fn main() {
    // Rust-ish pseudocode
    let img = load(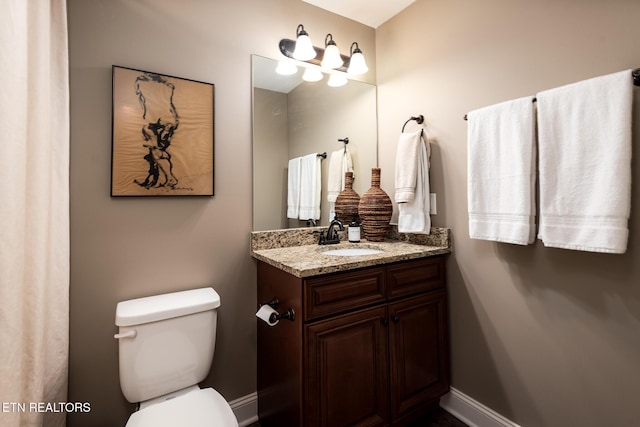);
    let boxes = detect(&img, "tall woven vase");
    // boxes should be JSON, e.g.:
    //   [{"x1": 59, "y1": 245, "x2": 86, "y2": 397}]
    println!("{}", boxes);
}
[
  {"x1": 335, "y1": 171, "x2": 360, "y2": 222},
  {"x1": 358, "y1": 168, "x2": 392, "y2": 241}
]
